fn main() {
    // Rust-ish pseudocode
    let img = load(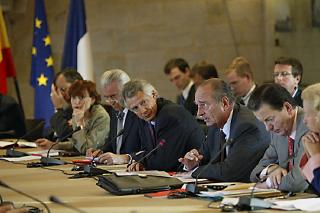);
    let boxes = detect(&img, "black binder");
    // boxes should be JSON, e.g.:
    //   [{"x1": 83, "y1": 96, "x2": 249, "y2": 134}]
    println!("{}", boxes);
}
[{"x1": 97, "y1": 173, "x2": 183, "y2": 195}]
